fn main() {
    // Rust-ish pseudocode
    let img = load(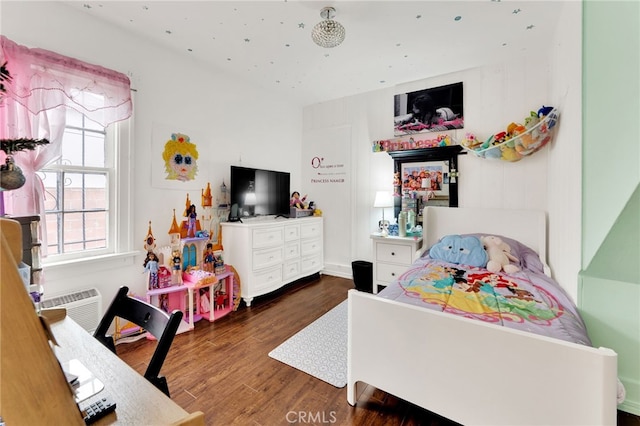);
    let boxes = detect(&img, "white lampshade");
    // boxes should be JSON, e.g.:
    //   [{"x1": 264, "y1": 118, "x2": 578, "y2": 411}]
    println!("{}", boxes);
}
[
  {"x1": 373, "y1": 191, "x2": 393, "y2": 208},
  {"x1": 244, "y1": 192, "x2": 256, "y2": 206}
]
